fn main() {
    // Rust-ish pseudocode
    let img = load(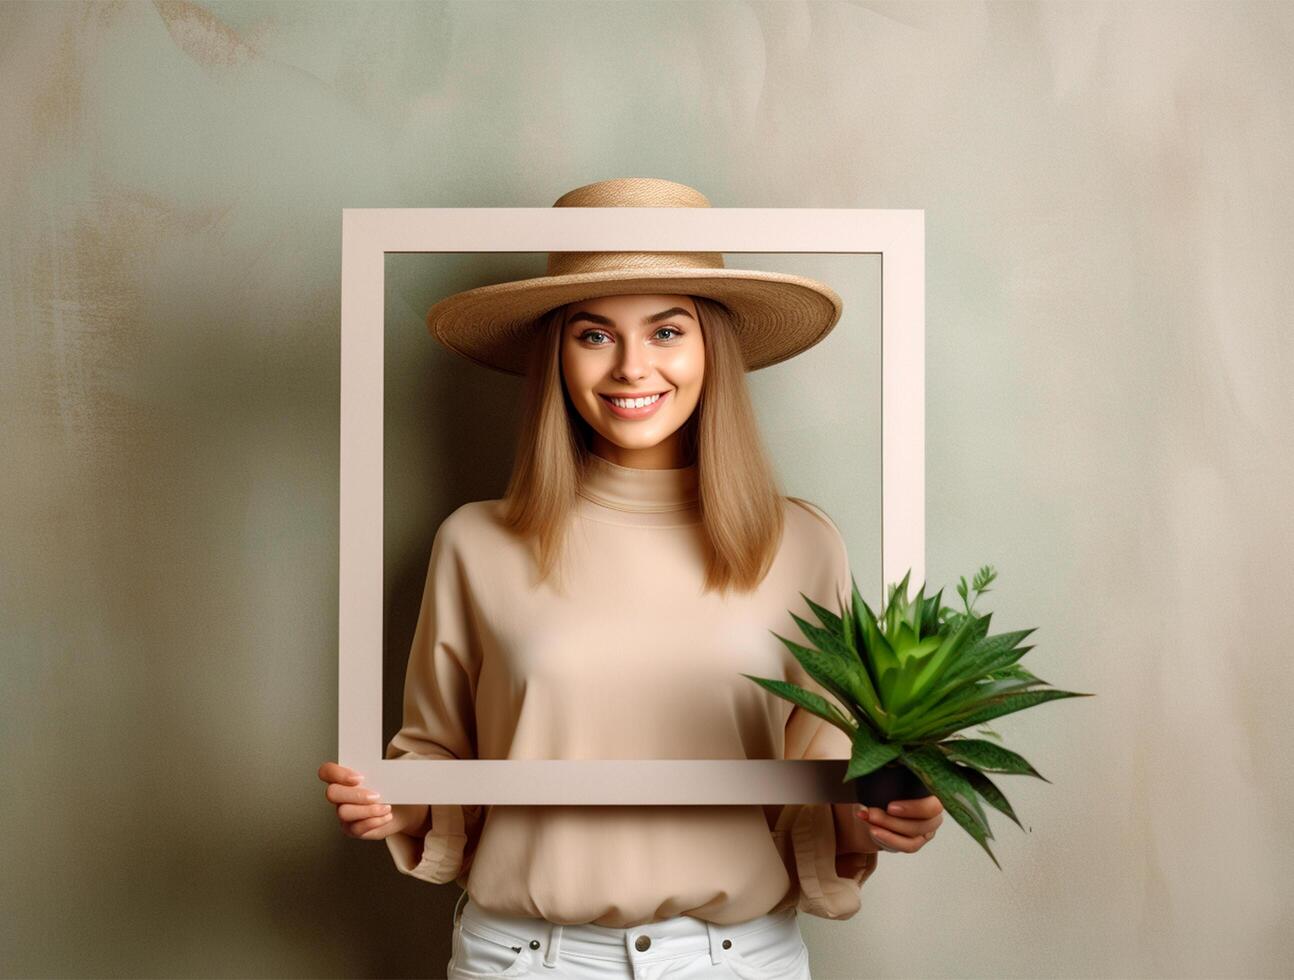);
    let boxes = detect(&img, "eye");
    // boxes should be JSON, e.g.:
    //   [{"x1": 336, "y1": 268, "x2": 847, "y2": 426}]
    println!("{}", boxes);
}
[{"x1": 575, "y1": 326, "x2": 683, "y2": 345}]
